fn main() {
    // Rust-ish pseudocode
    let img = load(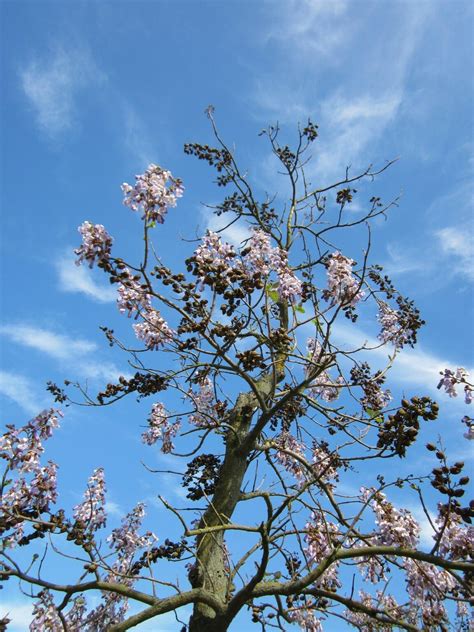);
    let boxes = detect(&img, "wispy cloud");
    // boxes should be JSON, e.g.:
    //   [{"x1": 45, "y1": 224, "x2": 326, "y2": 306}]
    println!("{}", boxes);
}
[
  {"x1": 20, "y1": 46, "x2": 105, "y2": 138},
  {"x1": 331, "y1": 321, "x2": 472, "y2": 398},
  {"x1": 0, "y1": 371, "x2": 45, "y2": 415},
  {"x1": 56, "y1": 251, "x2": 117, "y2": 303},
  {"x1": 265, "y1": 0, "x2": 351, "y2": 58},
  {"x1": 203, "y1": 207, "x2": 250, "y2": 246},
  {"x1": 122, "y1": 104, "x2": 157, "y2": 168},
  {"x1": 77, "y1": 360, "x2": 131, "y2": 383},
  {"x1": 1, "y1": 324, "x2": 128, "y2": 385},
  {"x1": 0, "y1": 324, "x2": 96, "y2": 361},
  {"x1": 0, "y1": 600, "x2": 34, "y2": 632},
  {"x1": 435, "y1": 226, "x2": 474, "y2": 281},
  {"x1": 252, "y1": 2, "x2": 431, "y2": 185}
]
